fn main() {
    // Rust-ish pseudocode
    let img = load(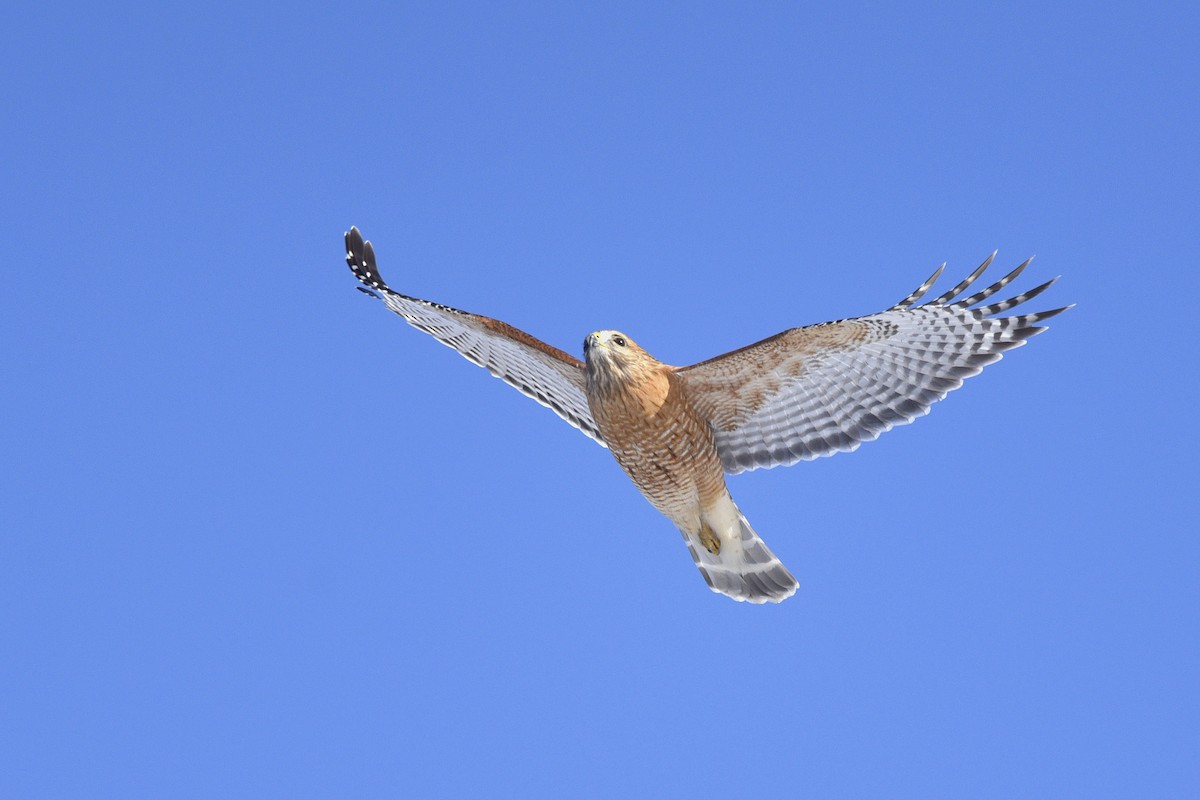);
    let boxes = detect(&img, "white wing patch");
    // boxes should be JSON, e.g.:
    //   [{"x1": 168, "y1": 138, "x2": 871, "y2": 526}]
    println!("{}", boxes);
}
[
  {"x1": 677, "y1": 254, "x2": 1070, "y2": 474},
  {"x1": 344, "y1": 227, "x2": 606, "y2": 446}
]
